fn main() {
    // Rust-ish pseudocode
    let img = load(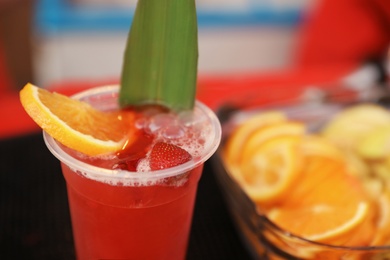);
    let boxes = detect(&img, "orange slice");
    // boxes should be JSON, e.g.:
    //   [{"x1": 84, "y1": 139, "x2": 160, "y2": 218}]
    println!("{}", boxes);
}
[
  {"x1": 223, "y1": 111, "x2": 286, "y2": 165},
  {"x1": 299, "y1": 135, "x2": 344, "y2": 161},
  {"x1": 371, "y1": 189, "x2": 390, "y2": 246},
  {"x1": 237, "y1": 135, "x2": 303, "y2": 204},
  {"x1": 266, "y1": 153, "x2": 373, "y2": 245},
  {"x1": 241, "y1": 121, "x2": 305, "y2": 161},
  {"x1": 20, "y1": 83, "x2": 133, "y2": 155},
  {"x1": 280, "y1": 155, "x2": 346, "y2": 208},
  {"x1": 268, "y1": 201, "x2": 370, "y2": 243},
  {"x1": 340, "y1": 207, "x2": 376, "y2": 247},
  {"x1": 343, "y1": 150, "x2": 371, "y2": 179}
]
